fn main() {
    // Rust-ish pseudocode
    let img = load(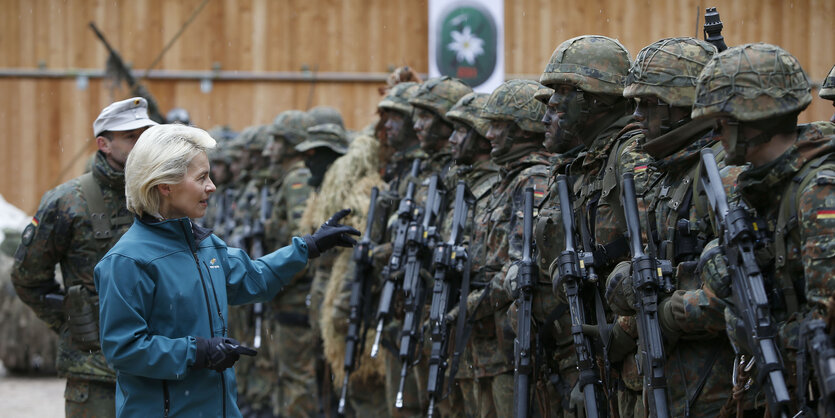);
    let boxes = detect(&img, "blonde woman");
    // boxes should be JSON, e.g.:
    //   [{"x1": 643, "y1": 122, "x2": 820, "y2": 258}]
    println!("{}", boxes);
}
[{"x1": 94, "y1": 124, "x2": 358, "y2": 417}]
